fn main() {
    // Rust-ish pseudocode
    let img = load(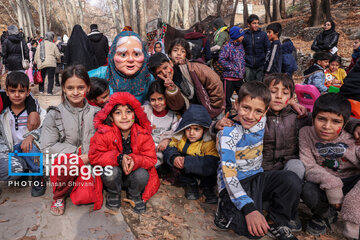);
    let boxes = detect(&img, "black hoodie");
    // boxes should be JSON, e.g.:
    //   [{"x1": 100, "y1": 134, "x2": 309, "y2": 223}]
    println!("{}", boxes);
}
[
  {"x1": 2, "y1": 34, "x2": 29, "y2": 71},
  {"x1": 340, "y1": 58, "x2": 360, "y2": 102},
  {"x1": 87, "y1": 30, "x2": 109, "y2": 67}
]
